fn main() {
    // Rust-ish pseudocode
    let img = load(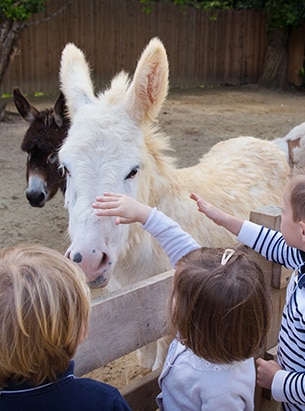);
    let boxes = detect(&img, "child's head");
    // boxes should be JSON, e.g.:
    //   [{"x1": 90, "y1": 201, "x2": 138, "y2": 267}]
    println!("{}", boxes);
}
[
  {"x1": 169, "y1": 246, "x2": 270, "y2": 364},
  {"x1": 0, "y1": 243, "x2": 91, "y2": 388},
  {"x1": 283, "y1": 174, "x2": 305, "y2": 221},
  {"x1": 281, "y1": 174, "x2": 305, "y2": 248}
]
